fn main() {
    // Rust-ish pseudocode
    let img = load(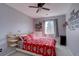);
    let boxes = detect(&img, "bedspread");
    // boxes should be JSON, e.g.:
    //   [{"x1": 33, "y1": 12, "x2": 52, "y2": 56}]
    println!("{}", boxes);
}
[{"x1": 21, "y1": 34, "x2": 56, "y2": 56}]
